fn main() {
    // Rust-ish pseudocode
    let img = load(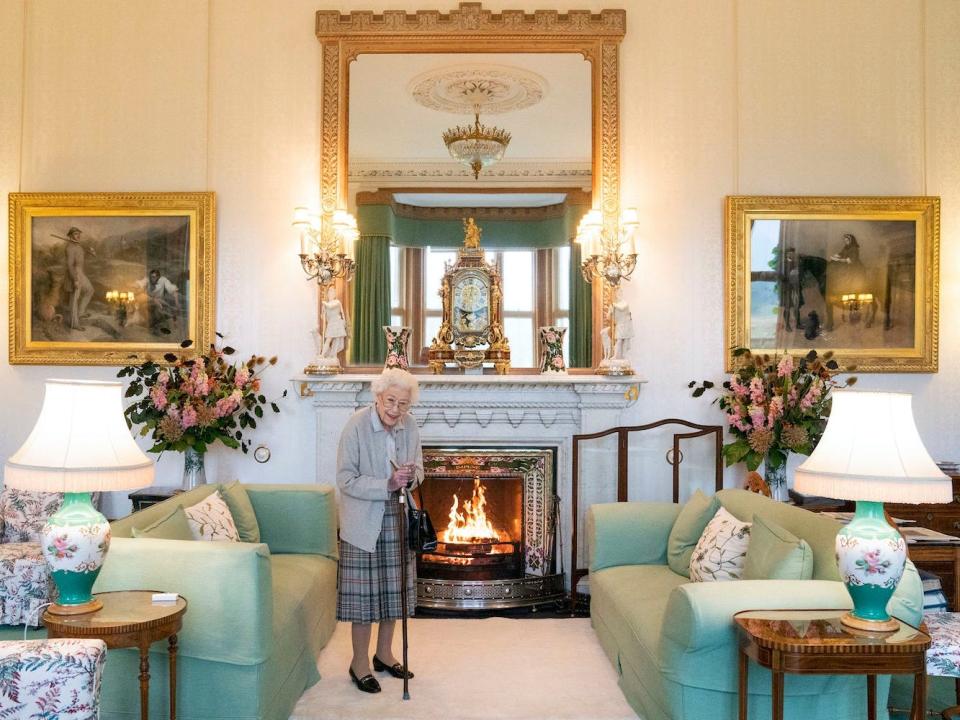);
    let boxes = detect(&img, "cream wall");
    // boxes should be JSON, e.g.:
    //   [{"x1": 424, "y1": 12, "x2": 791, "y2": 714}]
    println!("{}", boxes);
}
[{"x1": 1, "y1": 0, "x2": 958, "y2": 518}]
